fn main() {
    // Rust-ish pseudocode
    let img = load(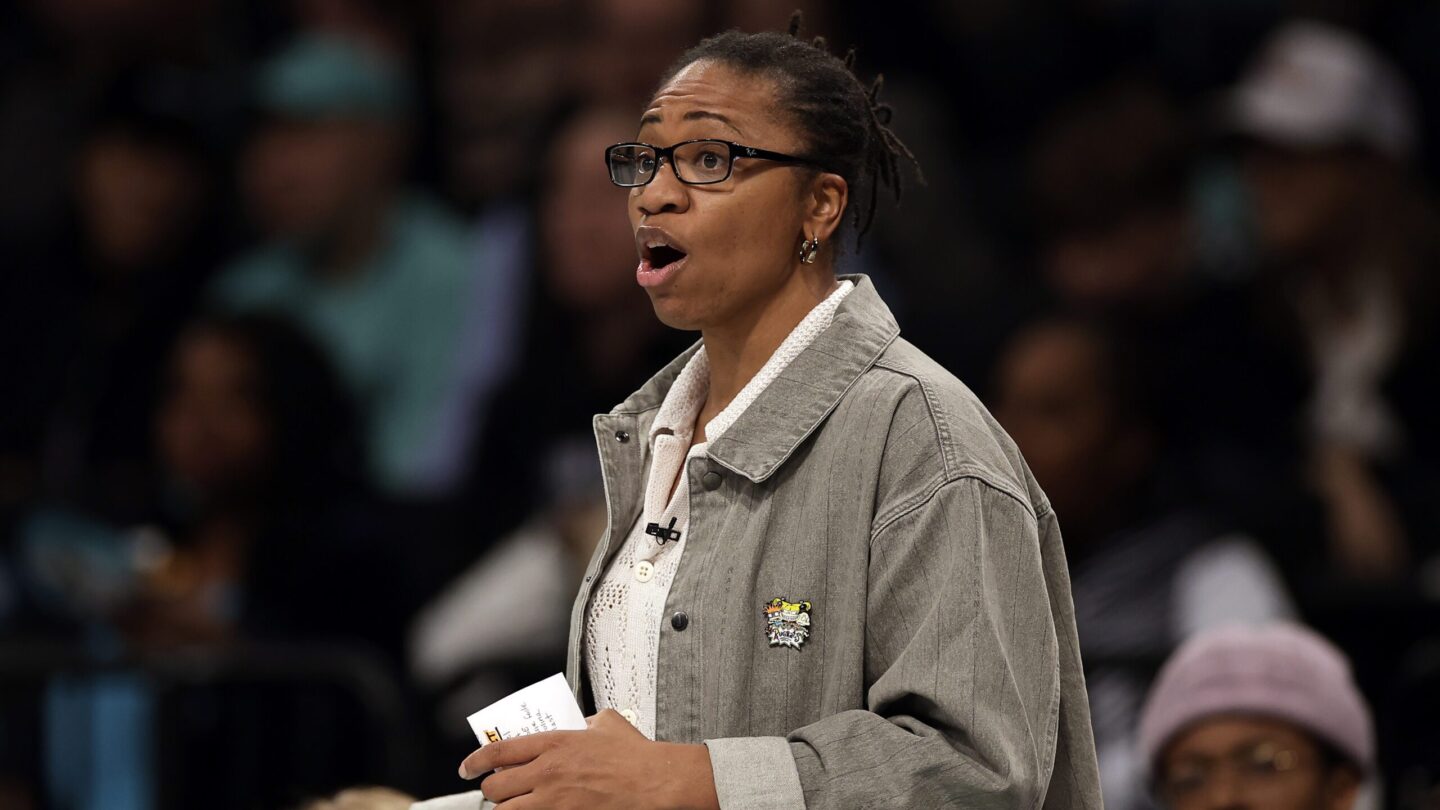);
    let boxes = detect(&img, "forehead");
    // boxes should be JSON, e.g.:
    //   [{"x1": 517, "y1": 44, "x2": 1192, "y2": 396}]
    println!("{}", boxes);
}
[
  {"x1": 1165, "y1": 716, "x2": 1316, "y2": 758},
  {"x1": 639, "y1": 60, "x2": 791, "y2": 145}
]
